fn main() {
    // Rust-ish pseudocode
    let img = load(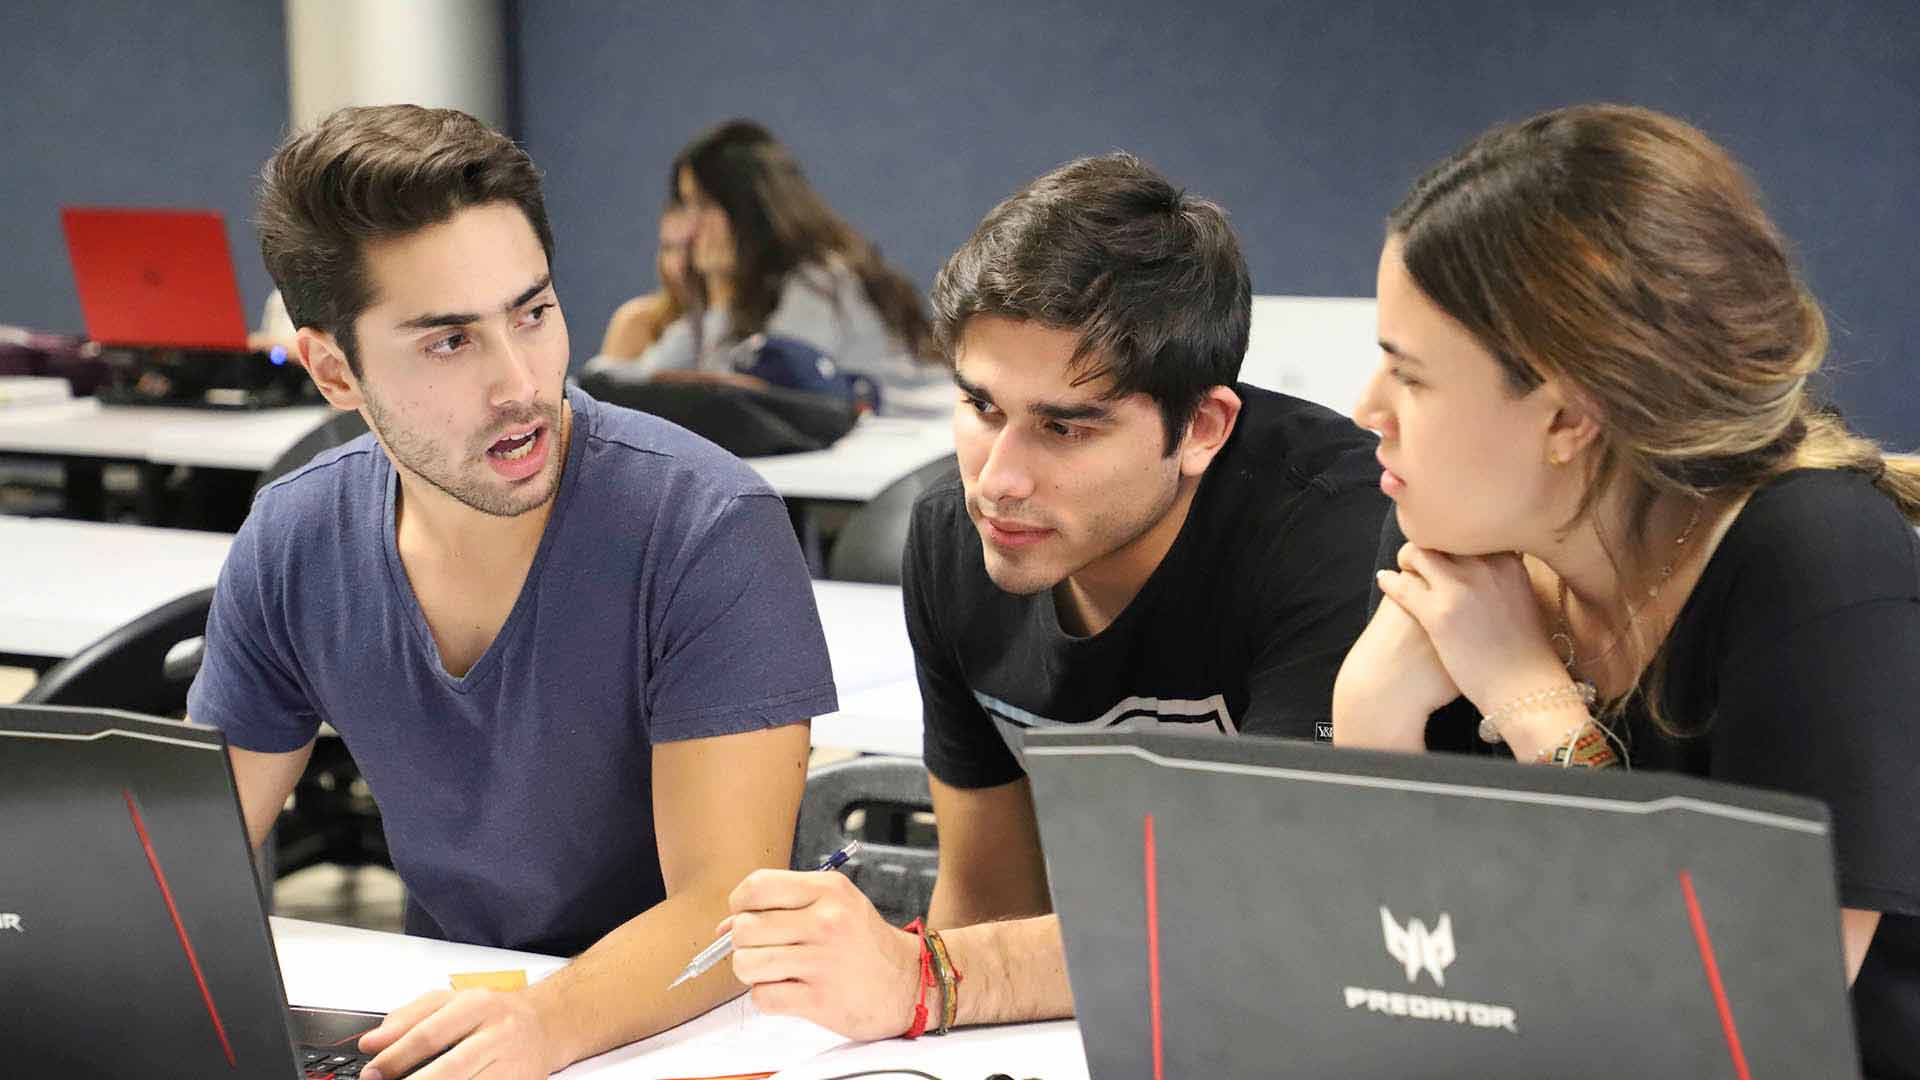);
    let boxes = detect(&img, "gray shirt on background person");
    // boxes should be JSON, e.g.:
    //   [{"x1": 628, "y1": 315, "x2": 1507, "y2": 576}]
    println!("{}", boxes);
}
[{"x1": 583, "y1": 260, "x2": 952, "y2": 417}]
